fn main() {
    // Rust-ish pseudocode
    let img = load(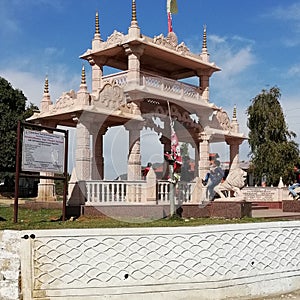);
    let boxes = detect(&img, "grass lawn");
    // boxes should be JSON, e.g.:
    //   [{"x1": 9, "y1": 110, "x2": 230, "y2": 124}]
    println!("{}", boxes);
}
[{"x1": 0, "y1": 205, "x2": 280, "y2": 230}]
